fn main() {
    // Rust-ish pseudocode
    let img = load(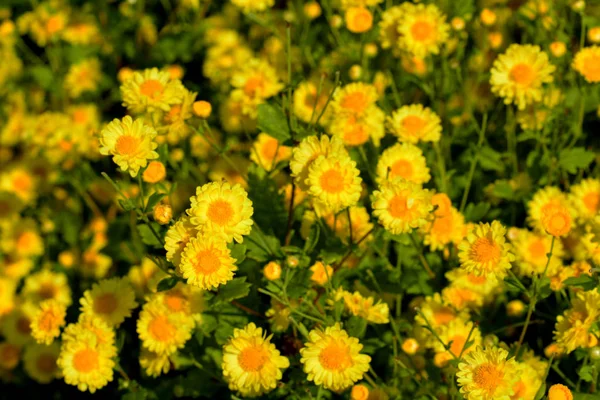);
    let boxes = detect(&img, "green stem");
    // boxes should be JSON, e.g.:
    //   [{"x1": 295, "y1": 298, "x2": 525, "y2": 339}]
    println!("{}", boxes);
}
[
  {"x1": 433, "y1": 141, "x2": 447, "y2": 193},
  {"x1": 460, "y1": 113, "x2": 488, "y2": 213},
  {"x1": 409, "y1": 233, "x2": 435, "y2": 279}
]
